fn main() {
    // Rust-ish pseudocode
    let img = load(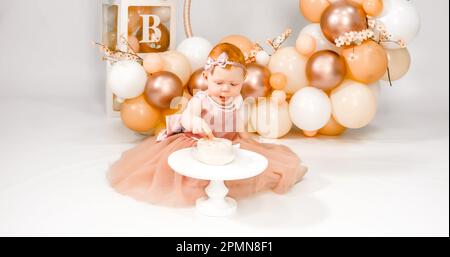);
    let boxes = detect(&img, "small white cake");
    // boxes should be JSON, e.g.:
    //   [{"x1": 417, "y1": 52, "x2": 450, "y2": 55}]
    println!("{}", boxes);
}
[{"x1": 194, "y1": 138, "x2": 236, "y2": 166}]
